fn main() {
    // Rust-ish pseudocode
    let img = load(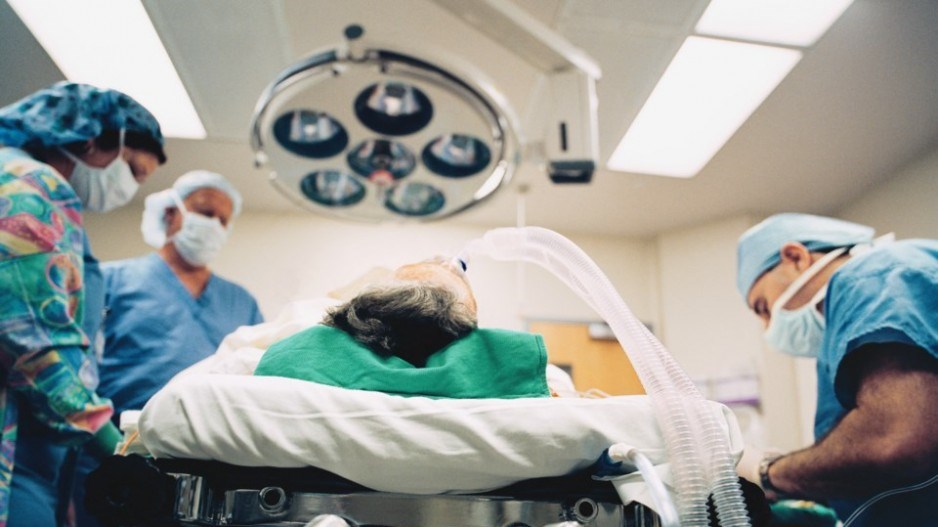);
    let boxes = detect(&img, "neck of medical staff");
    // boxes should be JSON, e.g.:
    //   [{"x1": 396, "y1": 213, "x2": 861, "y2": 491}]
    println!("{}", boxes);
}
[
  {"x1": 159, "y1": 243, "x2": 211, "y2": 298},
  {"x1": 787, "y1": 251, "x2": 852, "y2": 312},
  {"x1": 44, "y1": 152, "x2": 77, "y2": 181}
]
